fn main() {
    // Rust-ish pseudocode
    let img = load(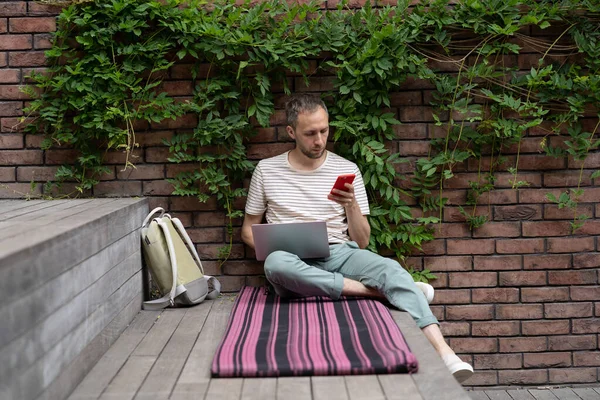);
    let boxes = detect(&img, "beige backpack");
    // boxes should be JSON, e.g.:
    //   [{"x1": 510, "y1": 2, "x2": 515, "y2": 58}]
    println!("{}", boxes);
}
[{"x1": 141, "y1": 207, "x2": 220, "y2": 310}]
